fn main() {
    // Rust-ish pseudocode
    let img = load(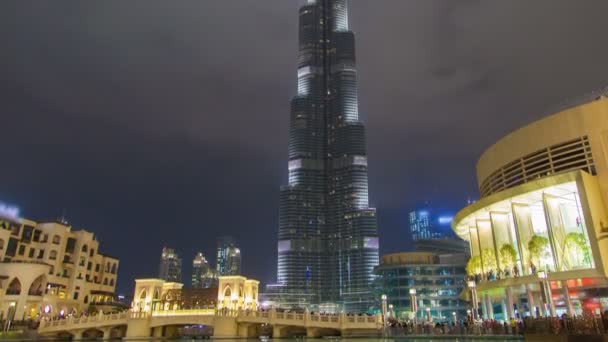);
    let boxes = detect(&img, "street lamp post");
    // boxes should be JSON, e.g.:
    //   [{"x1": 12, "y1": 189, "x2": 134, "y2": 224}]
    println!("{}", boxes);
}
[
  {"x1": 409, "y1": 288, "x2": 417, "y2": 323},
  {"x1": 468, "y1": 280, "x2": 478, "y2": 321},
  {"x1": 381, "y1": 294, "x2": 388, "y2": 335},
  {"x1": 452, "y1": 311, "x2": 457, "y2": 324},
  {"x1": 537, "y1": 271, "x2": 555, "y2": 317}
]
